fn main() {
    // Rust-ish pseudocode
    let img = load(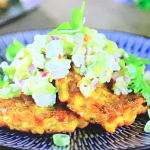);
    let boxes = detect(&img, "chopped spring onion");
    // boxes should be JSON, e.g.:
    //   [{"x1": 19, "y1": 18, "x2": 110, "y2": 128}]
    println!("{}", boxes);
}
[{"x1": 53, "y1": 134, "x2": 70, "y2": 147}]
